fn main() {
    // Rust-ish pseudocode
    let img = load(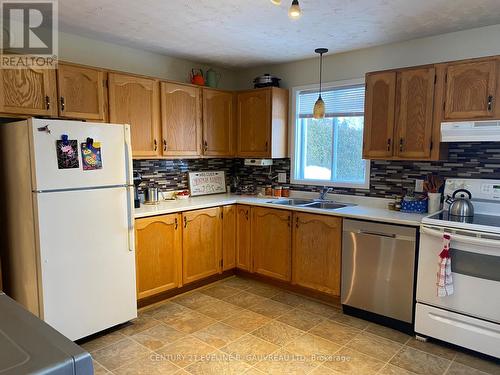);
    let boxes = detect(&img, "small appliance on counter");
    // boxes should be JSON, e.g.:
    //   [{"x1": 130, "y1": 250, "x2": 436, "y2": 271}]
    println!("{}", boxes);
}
[
  {"x1": 253, "y1": 74, "x2": 281, "y2": 88},
  {"x1": 143, "y1": 185, "x2": 160, "y2": 205}
]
